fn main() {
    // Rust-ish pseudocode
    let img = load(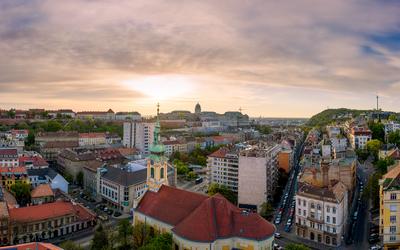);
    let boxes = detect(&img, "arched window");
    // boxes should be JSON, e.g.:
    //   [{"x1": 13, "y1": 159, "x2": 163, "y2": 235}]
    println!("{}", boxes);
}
[
  {"x1": 151, "y1": 168, "x2": 154, "y2": 178},
  {"x1": 160, "y1": 168, "x2": 164, "y2": 179}
]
